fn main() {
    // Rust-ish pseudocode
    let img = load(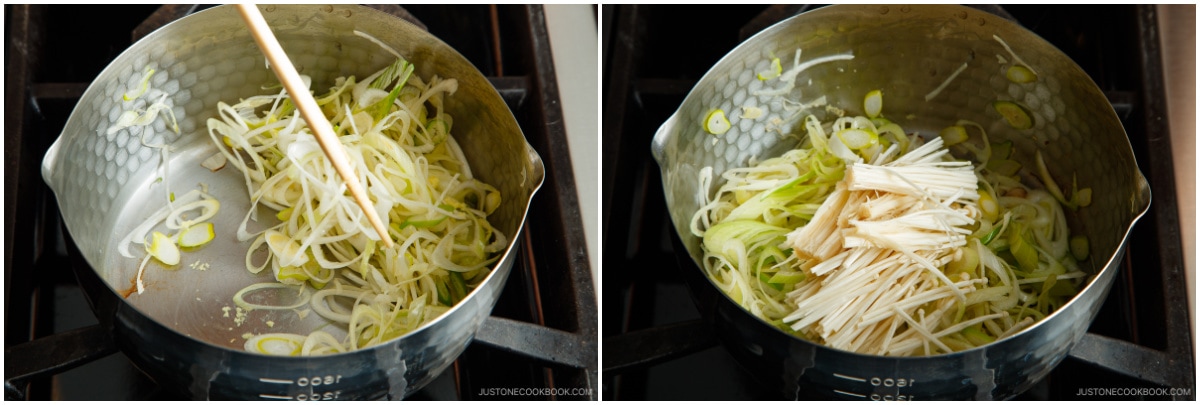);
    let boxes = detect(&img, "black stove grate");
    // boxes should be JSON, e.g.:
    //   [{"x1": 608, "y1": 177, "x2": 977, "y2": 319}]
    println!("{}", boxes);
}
[
  {"x1": 602, "y1": 4, "x2": 1193, "y2": 400},
  {"x1": 4, "y1": 4, "x2": 596, "y2": 400}
]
